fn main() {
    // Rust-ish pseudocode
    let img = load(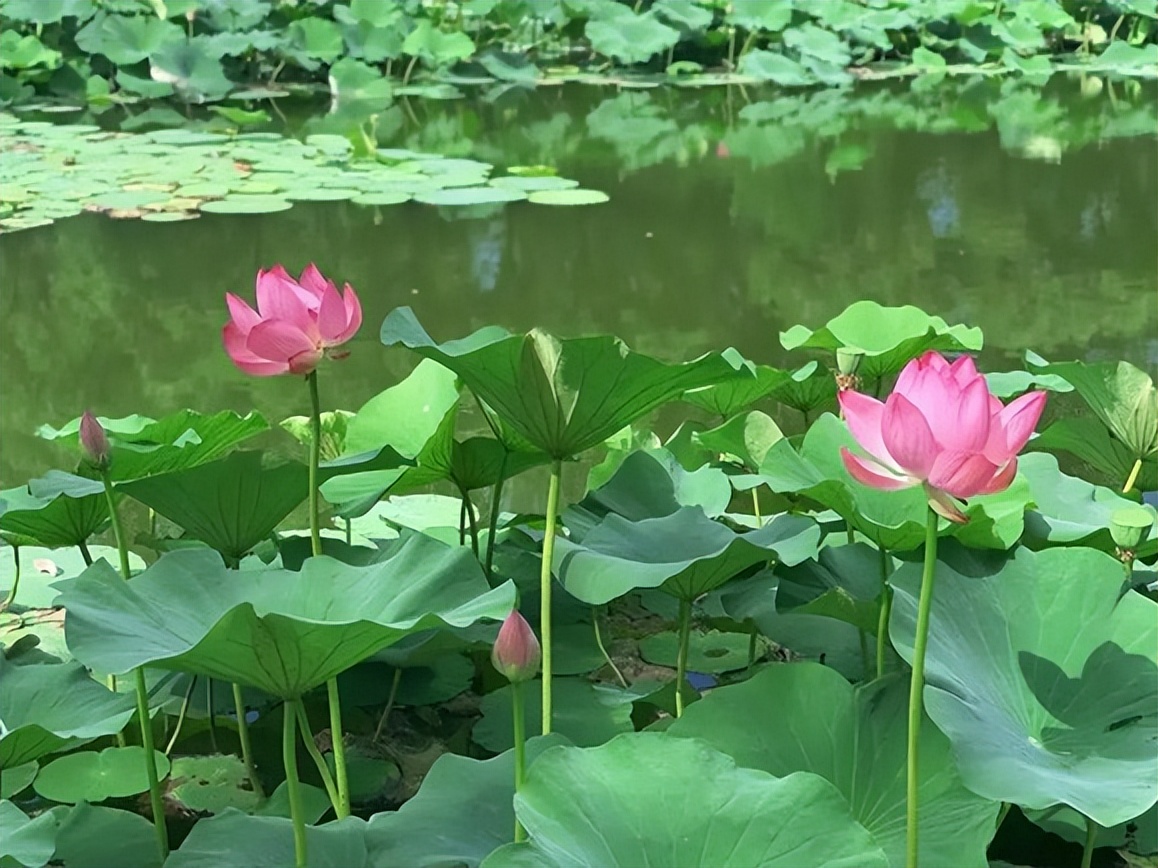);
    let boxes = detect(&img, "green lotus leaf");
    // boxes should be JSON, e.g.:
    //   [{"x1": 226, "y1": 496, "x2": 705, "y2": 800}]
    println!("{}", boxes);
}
[
  {"x1": 526, "y1": 189, "x2": 609, "y2": 205},
  {"x1": 281, "y1": 411, "x2": 354, "y2": 463},
  {"x1": 756, "y1": 414, "x2": 1031, "y2": 551},
  {"x1": 60, "y1": 538, "x2": 515, "y2": 698},
  {"x1": 402, "y1": 20, "x2": 475, "y2": 67},
  {"x1": 890, "y1": 546, "x2": 1158, "y2": 826},
  {"x1": 119, "y1": 451, "x2": 308, "y2": 562},
  {"x1": 1, "y1": 0, "x2": 96, "y2": 25},
  {"x1": 725, "y1": 0, "x2": 793, "y2": 32},
  {"x1": 780, "y1": 301, "x2": 984, "y2": 383},
  {"x1": 0, "y1": 482, "x2": 106, "y2": 548},
  {"x1": 0, "y1": 658, "x2": 135, "y2": 769},
  {"x1": 0, "y1": 799, "x2": 59, "y2": 868},
  {"x1": 36, "y1": 409, "x2": 269, "y2": 484},
  {"x1": 285, "y1": 16, "x2": 345, "y2": 63},
  {"x1": 682, "y1": 349, "x2": 812, "y2": 417},
  {"x1": 34, "y1": 746, "x2": 169, "y2": 804},
  {"x1": 554, "y1": 507, "x2": 820, "y2": 604},
  {"x1": 169, "y1": 755, "x2": 261, "y2": 814},
  {"x1": 416, "y1": 187, "x2": 525, "y2": 206},
  {"x1": 149, "y1": 39, "x2": 235, "y2": 101},
  {"x1": 586, "y1": 11, "x2": 679, "y2": 65},
  {"x1": 773, "y1": 541, "x2": 889, "y2": 634},
  {"x1": 739, "y1": 49, "x2": 814, "y2": 85},
  {"x1": 364, "y1": 735, "x2": 568, "y2": 868},
  {"x1": 482, "y1": 733, "x2": 889, "y2": 868},
  {"x1": 47, "y1": 802, "x2": 161, "y2": 868},
  {"x1": 380, "y1": 307, "x2": 746, "y2": 459},
  {"x1": 328, "y1": 57, "x2": 393, "y2": 103},
  {"x1": 490, "y1": 176, "x2": 577, "y2": 192},
  {"x1": 0, "y1": 545, "x2": 142, "y2": 611},
  {"x1": 693, "y1": 410, "x2": 784, "y2": 471},
  {"x1": 1020, "y1": 452, "x2": 1158, "y2": 554},
  {"x1": 475, "y1": 678, "x2": 634, "y2": 753},
  {"x1": 639, "y1": 629, "x2": 752, "y2": 673},
  {"x1": 166, "y1": 811, "x2": 369, "y2": 868},
  {"x1": 200, "y1": 195, "x2": 292, "y2": 213},
  {"x1": 767, "y1": 360, "x2": 838, "y2": 416},
  {"x1": 1025, "y1": 802, "x2": 1157, "y2": 858},
  {"x1": 669, "y1": 663, "x2": 998, "y2": 867},
  {"x1": 984, "y1": 370, "x2": 1073, "y2": 398},
  {"x1": 0, "y1": 762, "x2": 37, "y2": 799},
  {"x1": 1026, "y1": 356, "x2": 1158, "y2": 490},
  {"x1": 74, "y1": 12, "x2": 183, "y2": 66}
]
